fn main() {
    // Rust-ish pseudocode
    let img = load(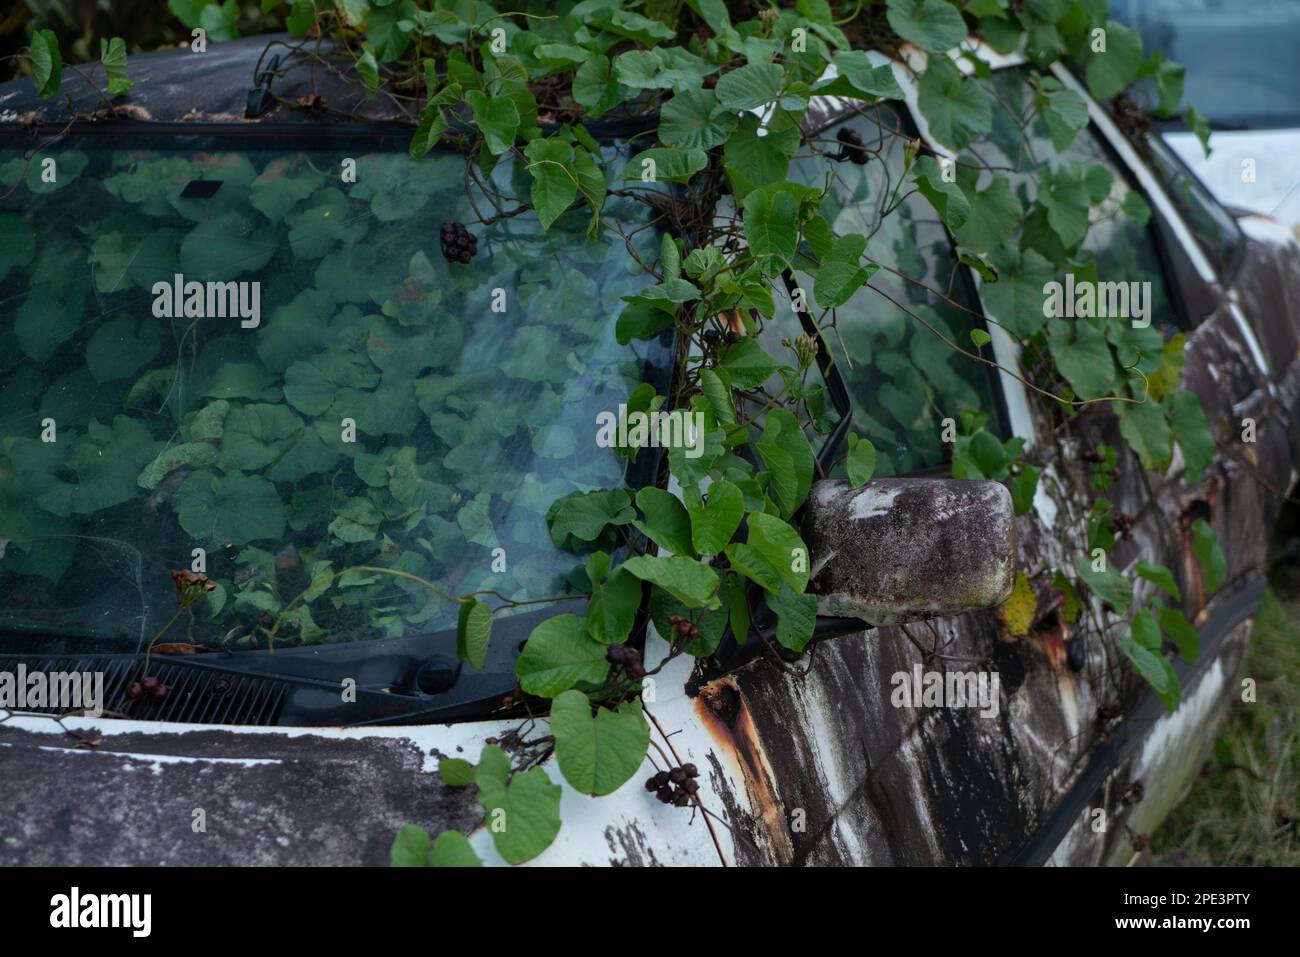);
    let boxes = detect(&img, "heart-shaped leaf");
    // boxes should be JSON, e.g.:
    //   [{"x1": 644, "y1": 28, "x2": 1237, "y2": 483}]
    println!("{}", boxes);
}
[
  {"x1": 516, "y1": 613, "x2": 610, "y2": 697},
  {"x1": 714, "y1": 62, "x2": 783, "y2": 110},
  {"x1": 916, "y1": 57, "x2": 992, "y2": 151},
  {"x1": 685, "y1": 480, "x2": 743, "y2": 556},
  {"x1": 1085, "y1": 20, "x2": 1142, "y2": 101},
  {"x1": 659, "y1": 89, "x2": 737, "y2": 150},
  {"x1": 430, "y1": 830, "x2": 483, "y2": 867},
  {"x1": 886, "y1": 0, "x2": 968, "y2": 54},
  {"x1": 474, "y1": 744, "x2": 562, "y2": 864},
  {"x1": 457, "y1": 598, "x2": 493, "y2": 669},
  {"x1": 620, "y1": 554, "x2": 719, "y2": 608},
  {"x1": 550, "y1": 690, "x2": 650, "y2": 796},
  {"x1": 633, "y1": 486, "x2": 695, "y2": 556},
  {"x1": 31, "y1": 30, "x2": 62, "y2": 98}
]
